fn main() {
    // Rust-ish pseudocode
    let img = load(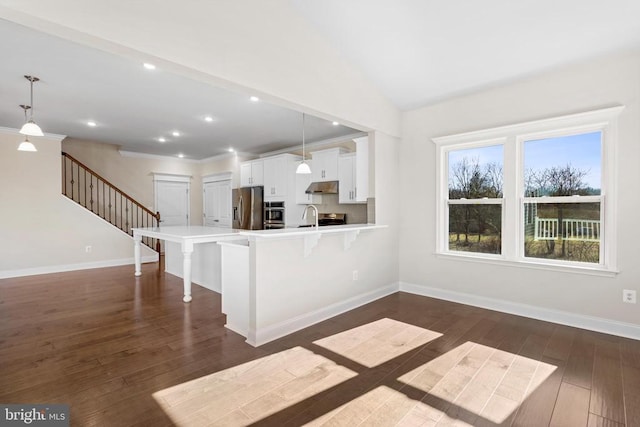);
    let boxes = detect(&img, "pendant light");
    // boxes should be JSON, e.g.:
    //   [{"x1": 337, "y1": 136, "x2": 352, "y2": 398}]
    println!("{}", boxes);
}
[
  {"x1": 18, "y1": 135, "x2": 37, "y2": 152},
  {"x1": 19, "y1": 75, "x2": 44, "y2": 137},
  {"x1": 17, "y1": 105, "x2": 37, "y2": 152},
  {"x1": 296, "y1": 113, "x2": 312, "y2": 174}
]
